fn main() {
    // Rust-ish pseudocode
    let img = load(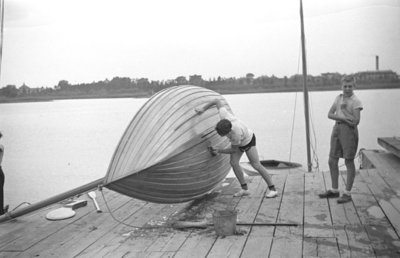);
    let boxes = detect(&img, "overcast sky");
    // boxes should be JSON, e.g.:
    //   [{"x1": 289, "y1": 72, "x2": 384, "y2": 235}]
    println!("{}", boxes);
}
[{"x1": 1, "y1": 0, "x2": 399, "y2": 88}]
